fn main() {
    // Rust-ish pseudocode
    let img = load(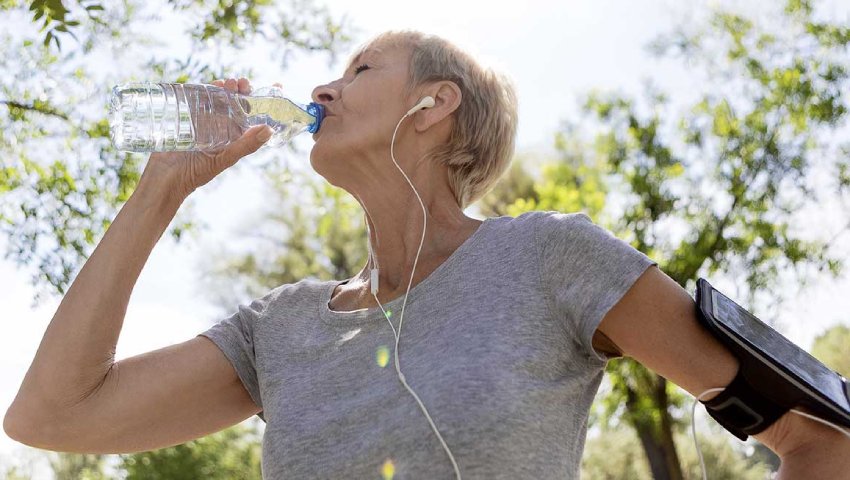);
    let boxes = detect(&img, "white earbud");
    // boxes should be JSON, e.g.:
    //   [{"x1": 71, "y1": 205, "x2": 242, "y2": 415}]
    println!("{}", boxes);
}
[{"x1": 406, "y1": 96, "x2": 435, "y2": 116}]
